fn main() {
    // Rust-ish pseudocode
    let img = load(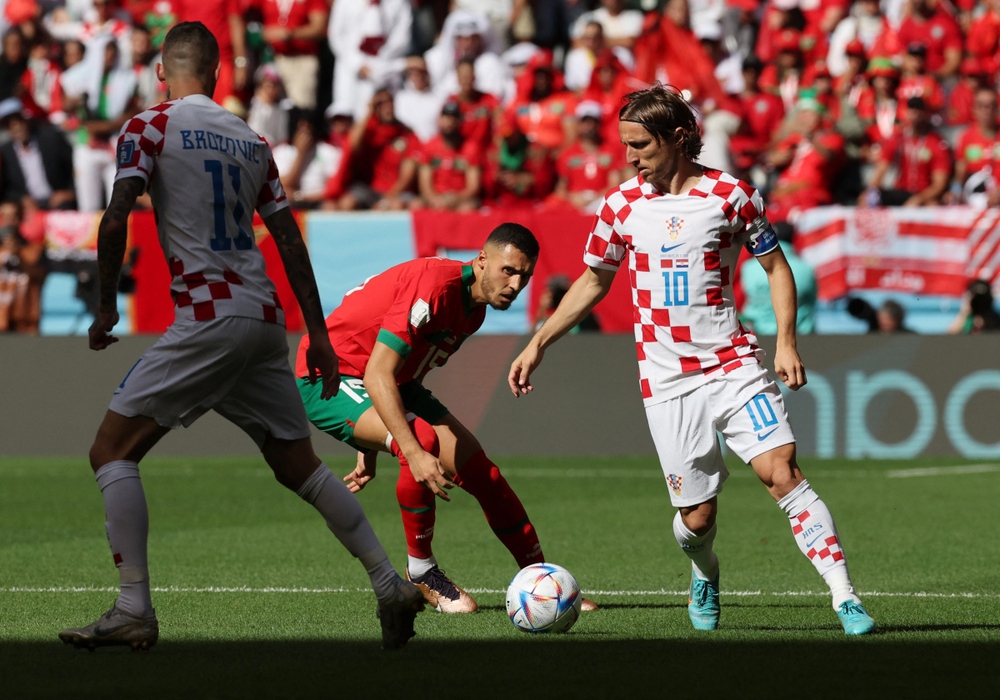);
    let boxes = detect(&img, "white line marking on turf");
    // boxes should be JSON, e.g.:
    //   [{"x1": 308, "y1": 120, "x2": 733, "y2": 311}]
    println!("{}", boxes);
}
[
  {"x1": 885, "y1": 464, "x2": 1000, "y2": 478},
  {"x1": 1, "y1": 586, "x2": 997, "y2": 598}
]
